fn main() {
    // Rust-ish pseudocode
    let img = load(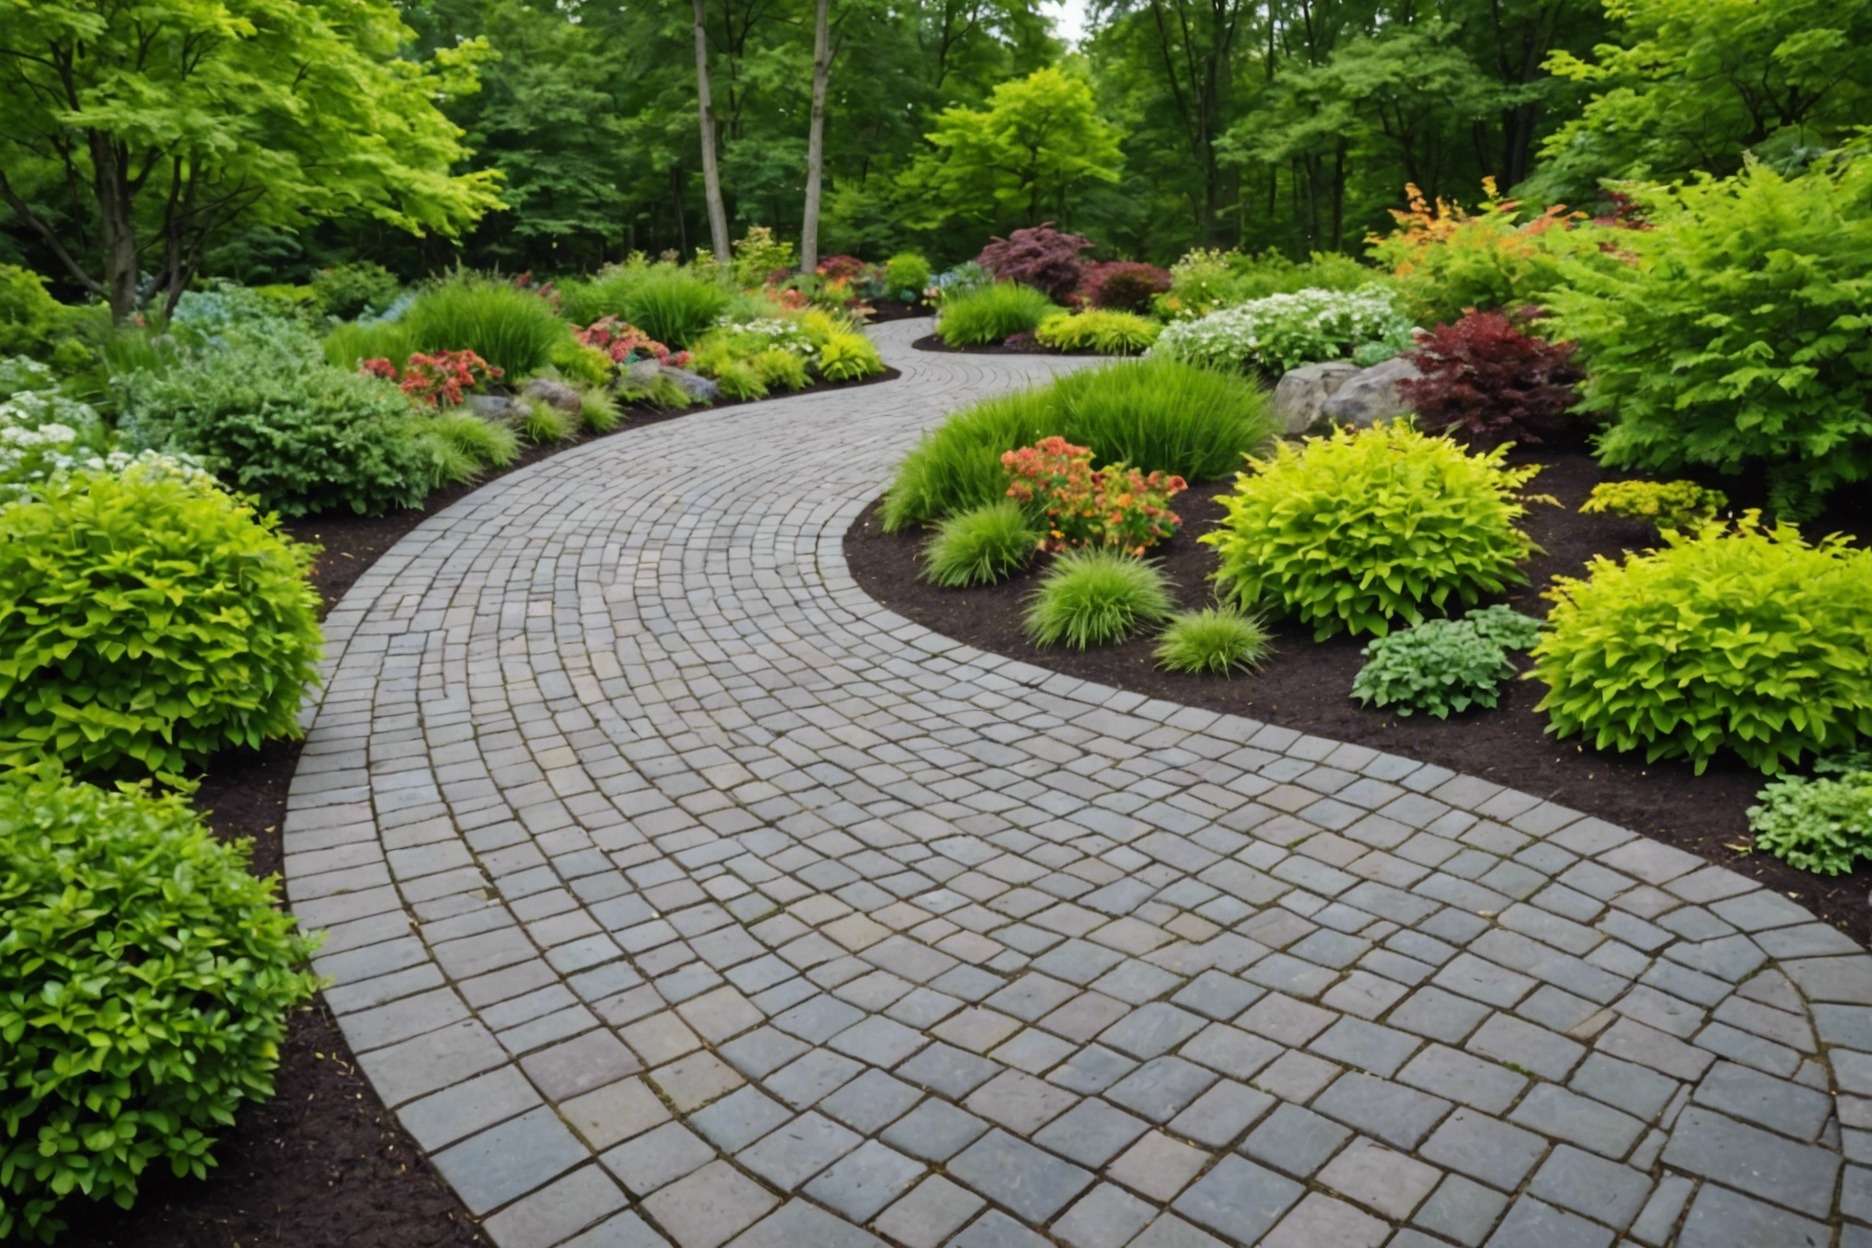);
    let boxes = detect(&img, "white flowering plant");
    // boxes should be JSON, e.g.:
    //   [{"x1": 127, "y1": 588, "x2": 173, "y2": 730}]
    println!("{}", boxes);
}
[
  {"x1": 1152, "y1": 286, "x2": 1415, "y2": 376},
  {"x1": 0, "y1": 355, "x2": 213, "y2": 505},
  {"x1": 708, "y1": 316, "x2": 816, "y2": 357}
]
